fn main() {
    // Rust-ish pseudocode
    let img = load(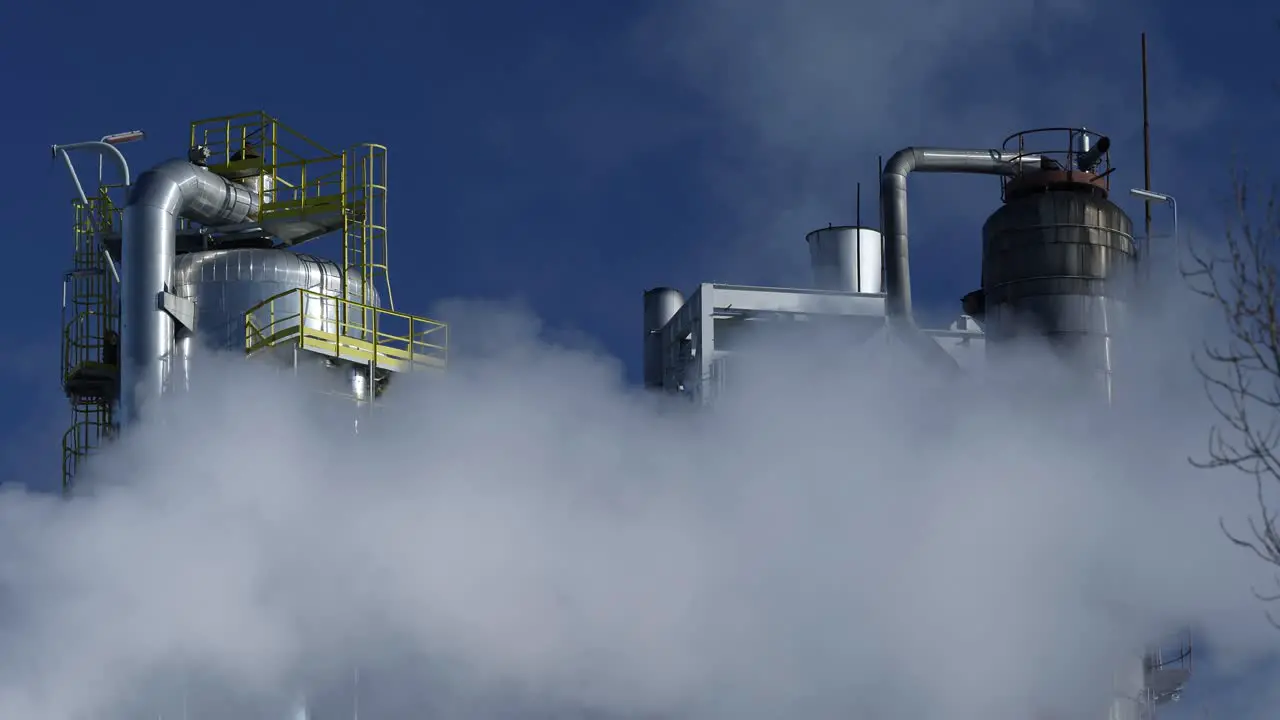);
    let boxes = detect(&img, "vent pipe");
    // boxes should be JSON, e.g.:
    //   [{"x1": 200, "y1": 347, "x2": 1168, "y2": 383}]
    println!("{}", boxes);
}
[
  {"x1": 643, "y1": 287, "x2": 685, "y2": 389},
  {"x1": 879, "y1": 147, "x2": 1044, "y2": 366},
  {"x1": 120, "y1": 157, "x2": 258, "y2": 425}
]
